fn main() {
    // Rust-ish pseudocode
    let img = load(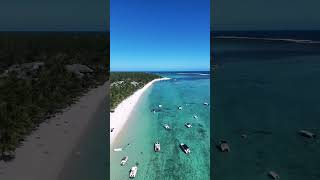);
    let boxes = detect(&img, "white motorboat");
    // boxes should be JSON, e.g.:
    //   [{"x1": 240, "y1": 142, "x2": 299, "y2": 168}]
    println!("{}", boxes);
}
[
  {"x1": 158, "y1": 104, "x2": 162, "y2": 108},
  {"x1": 113, "y1": 148, "x2": 122, "y2": 152},
  {"x1": 185, "y1": 123, "x2": 192, "y2": 128},
  {"x1": 180, "y1": 143, "x2": 191, "y2": 154},
  {"x1": 268, "y1": 171, "x2": 280, "y2": 179},
  {"x1": 120, "y1": 156, "x2": 128, "y2": 166},
  {"x1": 203, "y1": 102, "x2": 209, "y2": 106},
  {"x1": 163, "y1": 124, "x2": 170, "y2": 130},
  {"x1": 193, "y1": 115, "x2": 198, "y2": 119},
  {"x1": 178, "y1": 106, "x2": 182, "y2": 110},
  {"x1": 154, "y1": 142, "x2": 161, "y2": 152},
  {"x1": 129, "y1": 166, "x2": 138, "y2": 178},
  {"x1": 298, "y1": 130, "x2": 316, "y2": 138}
]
